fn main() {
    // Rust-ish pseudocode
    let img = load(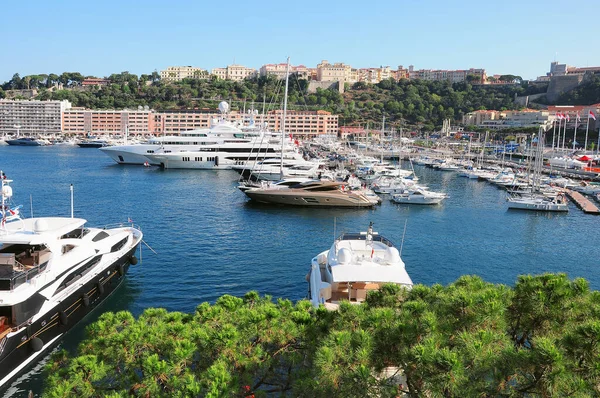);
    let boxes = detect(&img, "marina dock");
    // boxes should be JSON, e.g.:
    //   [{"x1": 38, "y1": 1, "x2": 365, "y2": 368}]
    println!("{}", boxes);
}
[{"x1": 564, "y1": 190, "x2": 600, "y2": 214}]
